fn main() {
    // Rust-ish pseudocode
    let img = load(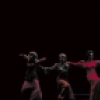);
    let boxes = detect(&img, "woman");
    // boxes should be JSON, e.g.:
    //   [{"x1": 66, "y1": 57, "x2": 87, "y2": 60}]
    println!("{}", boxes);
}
[
  {"x1": 44, "y1": 53, "x2": 75, "y2": 100},
  {"x1": 71, "y1": 50, "x2": 100, "y2": 100},
  {"x1": 20, "y1": 51, "x2": 46, "y2": 100}
]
